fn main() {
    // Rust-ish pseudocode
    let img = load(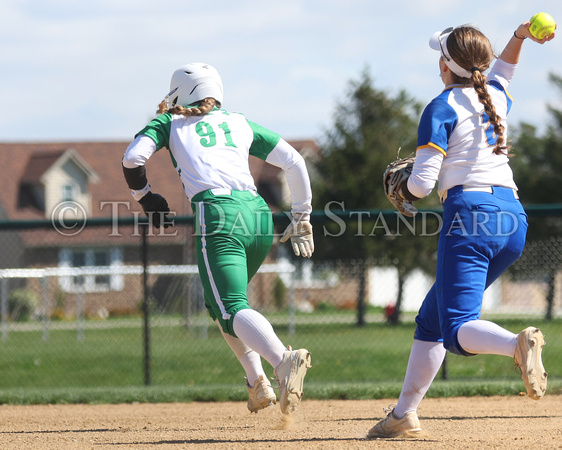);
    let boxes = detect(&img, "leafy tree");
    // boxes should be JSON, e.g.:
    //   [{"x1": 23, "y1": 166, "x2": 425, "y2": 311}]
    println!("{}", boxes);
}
[
  {"x1": 509, "y1": 73, "x2": 562, "y2": 320},
  {"x1": 312, "y1": 68, "x2": 440, "y2": 324},
  {"x1": 509, "y1": 74, "x2": 562, "y2": 208}
]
